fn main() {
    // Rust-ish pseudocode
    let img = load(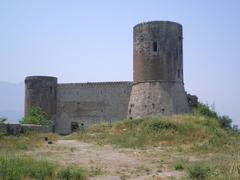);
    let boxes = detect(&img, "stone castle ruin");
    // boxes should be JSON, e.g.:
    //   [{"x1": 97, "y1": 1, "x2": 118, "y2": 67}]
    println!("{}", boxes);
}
[{"x1": 24, "y1": 21, "x2": 198, "y2": 135}]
